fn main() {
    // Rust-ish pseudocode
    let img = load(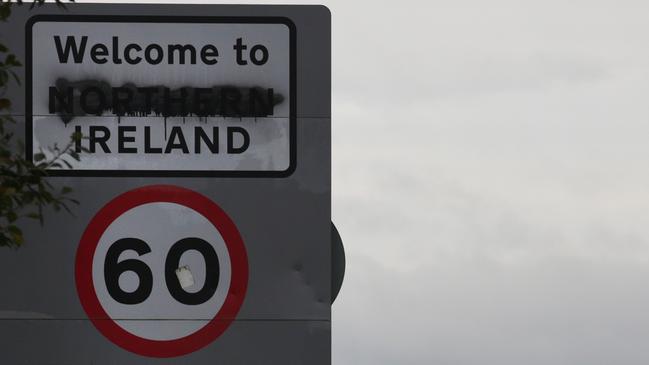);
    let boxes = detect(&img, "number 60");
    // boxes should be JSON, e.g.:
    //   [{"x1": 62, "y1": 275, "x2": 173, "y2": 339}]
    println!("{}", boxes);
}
[{"x1": 103, "y1": 237, "x2": 220, "y2": 305}]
